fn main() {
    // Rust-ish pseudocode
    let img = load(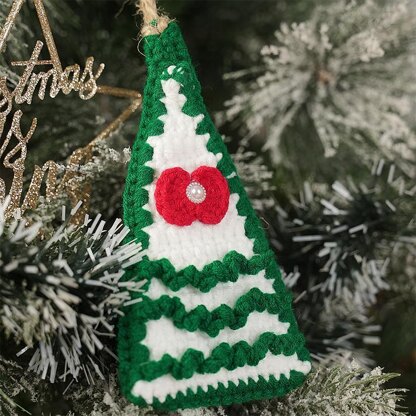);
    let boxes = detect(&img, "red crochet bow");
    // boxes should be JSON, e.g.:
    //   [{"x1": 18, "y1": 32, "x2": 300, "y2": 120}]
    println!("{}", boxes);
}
[{"x1": 155, "y1": 166, "x2": 230, "y2": 226}]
